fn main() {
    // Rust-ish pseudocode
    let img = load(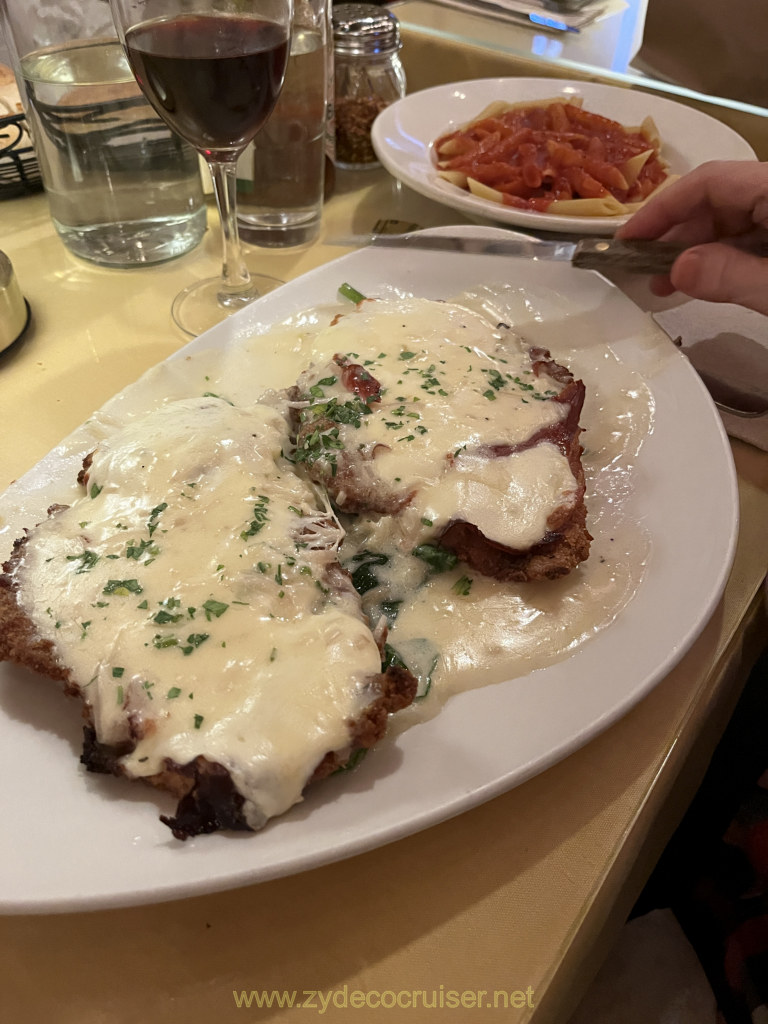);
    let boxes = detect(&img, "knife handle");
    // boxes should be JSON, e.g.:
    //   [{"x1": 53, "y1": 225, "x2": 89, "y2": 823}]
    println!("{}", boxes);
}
[
  {"x1": 572, "y1": 238, "x2": 688, "y2": 274},
  {"x1": 573, "y1": 237, "x2": 768, "y2": 275}
]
